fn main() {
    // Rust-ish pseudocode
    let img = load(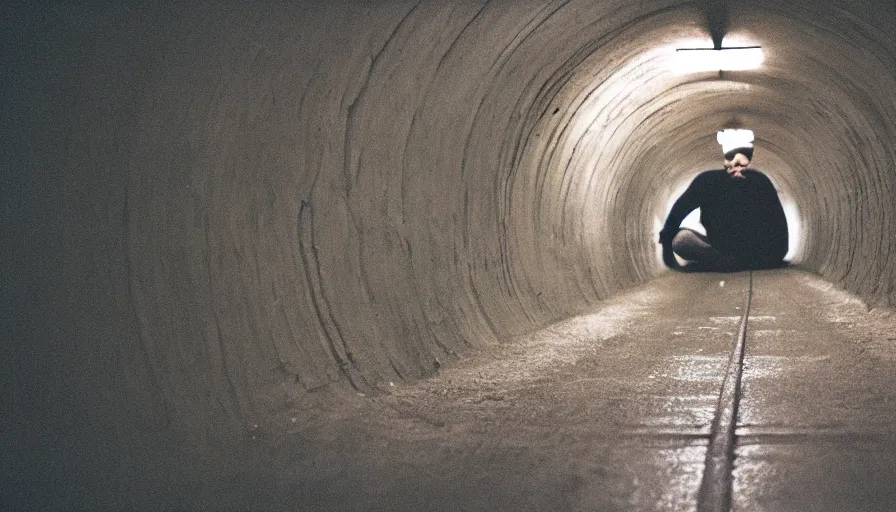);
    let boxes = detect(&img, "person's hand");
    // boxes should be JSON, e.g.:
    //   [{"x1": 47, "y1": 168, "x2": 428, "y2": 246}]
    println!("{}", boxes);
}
[
  {"x1": 658, "y1": 229, "x2": 674, "y2": 245},
  {"x1": 662, "y1": 242, "x2": 680, "y2": 269}
]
